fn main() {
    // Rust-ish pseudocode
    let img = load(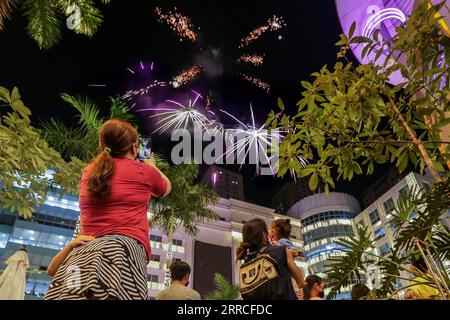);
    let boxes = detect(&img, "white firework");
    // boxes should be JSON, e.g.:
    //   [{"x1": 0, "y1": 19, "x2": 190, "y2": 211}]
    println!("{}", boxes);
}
[{"x1": 137, "y1": 90, "x2": 211, "y2": 134}]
